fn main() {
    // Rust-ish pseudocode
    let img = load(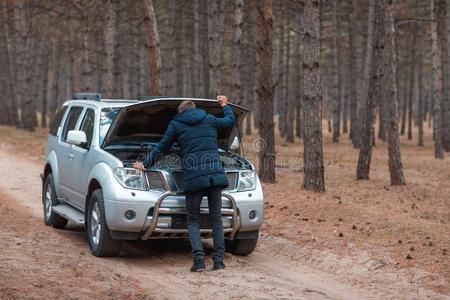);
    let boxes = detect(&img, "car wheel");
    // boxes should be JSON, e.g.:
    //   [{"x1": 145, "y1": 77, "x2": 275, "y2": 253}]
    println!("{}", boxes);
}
[
  {"x1": 87, "y1": 189, "x2": 122, "y2": 257},
  {"x1": 42, "y1": 174, "x2": 68, "y2": 229},
  {"x1": 225, "y1": 231, "x2": 259, "y2": 256}
]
